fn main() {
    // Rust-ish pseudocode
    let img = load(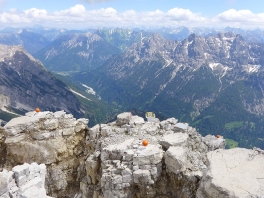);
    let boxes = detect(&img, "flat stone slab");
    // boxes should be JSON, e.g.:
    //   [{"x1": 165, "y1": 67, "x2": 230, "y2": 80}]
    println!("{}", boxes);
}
[
  {"x1": 197, "y1": 148, "x2": 264, "y2": 198},
  {"x1": 175, "y1": 123, "x2": 188, "y2": 130},
  {"x1": 133, "y1": 144, "x2": 163, "y2": 165},
  {"x1": 159, "y1": 133, "x2": 188, "y2": 149}
]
